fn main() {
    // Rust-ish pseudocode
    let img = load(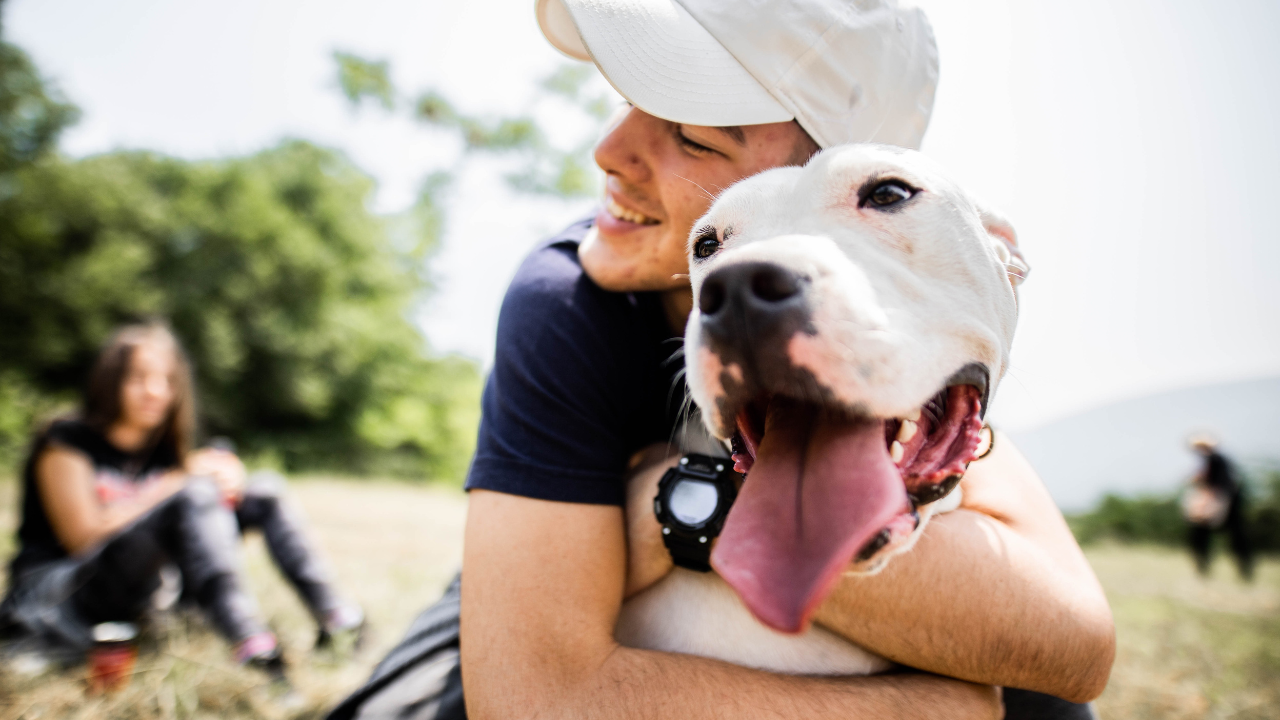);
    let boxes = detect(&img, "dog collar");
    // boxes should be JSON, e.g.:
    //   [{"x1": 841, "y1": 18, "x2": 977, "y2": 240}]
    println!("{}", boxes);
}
[{"x1": 654, "y1": 454, "x2": 740, "y2": 572}]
